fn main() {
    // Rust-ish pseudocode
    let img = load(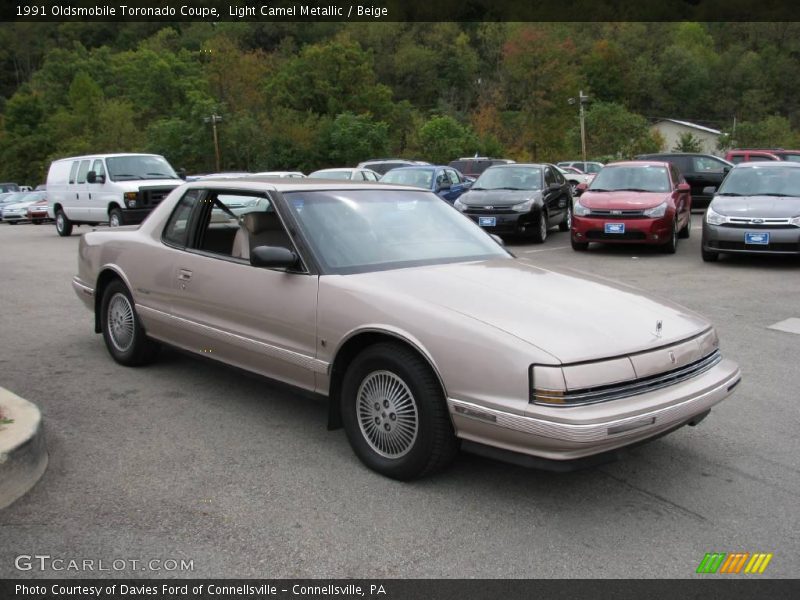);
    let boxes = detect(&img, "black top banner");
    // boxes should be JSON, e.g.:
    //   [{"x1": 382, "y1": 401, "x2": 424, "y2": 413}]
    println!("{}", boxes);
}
[{"x1": 3, "y1": 0, "x2": 800, "y2": 22}]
